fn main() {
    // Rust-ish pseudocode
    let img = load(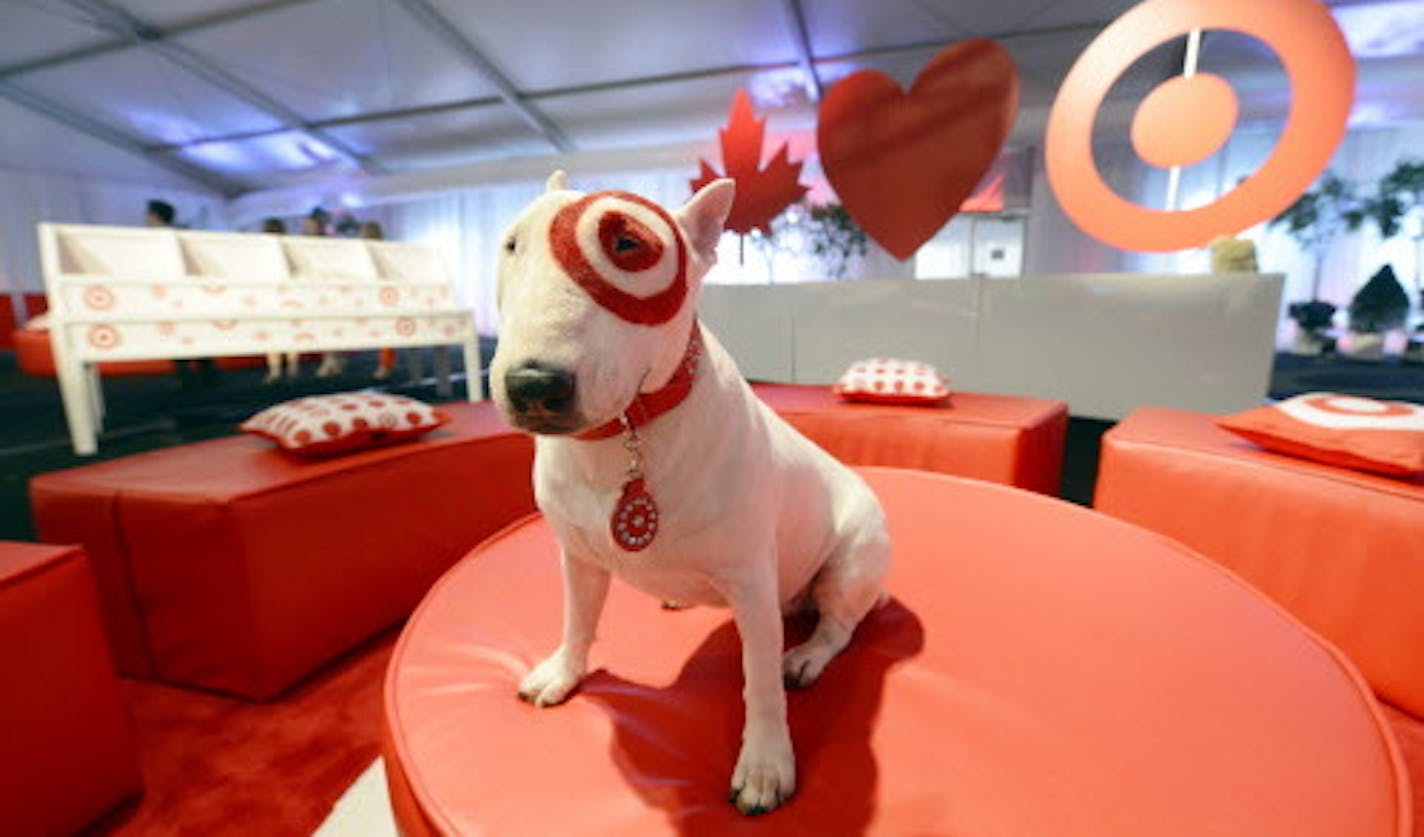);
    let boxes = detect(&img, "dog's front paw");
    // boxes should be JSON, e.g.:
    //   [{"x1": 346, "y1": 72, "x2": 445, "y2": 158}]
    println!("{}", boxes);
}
[
  {"x1": 729, "y1": 728, "x2": 796, "y2": 815},
  {"x1": 517, "y1": 650, "x2": 585, "y2": 707}
]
